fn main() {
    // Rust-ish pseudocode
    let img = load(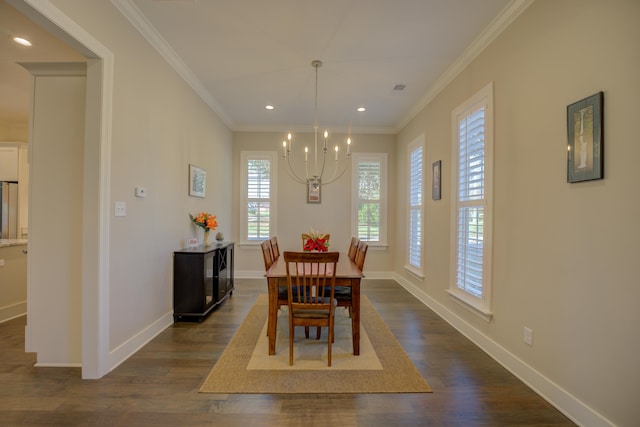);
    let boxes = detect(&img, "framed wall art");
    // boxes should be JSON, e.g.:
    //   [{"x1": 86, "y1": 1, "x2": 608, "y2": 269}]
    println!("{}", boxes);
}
[
  {"x1": 307, "y1": 179, "x2": 321, "y2": 203},
  {"x1": 189, "y1": 164, "x2": 206, "y2": 197},
  {"x1": 432, "y1": 160, "x2": 442, "y2": 200},
  {"x1": 567, "y1": 92, "x2": 604, "y2": 183}
]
